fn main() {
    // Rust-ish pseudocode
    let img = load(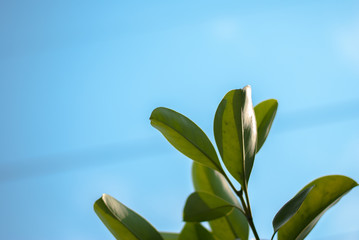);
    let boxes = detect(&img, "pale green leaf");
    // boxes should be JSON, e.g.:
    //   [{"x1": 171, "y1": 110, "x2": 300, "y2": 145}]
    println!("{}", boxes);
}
[
  {"x1": 210, "y1": 209, "x2": 249, "y2": 240},
  {"x1": 178, "y1": 223, "x2": 216, "y2": 240},
  {"x1": 254, "y1": 99, "x2": 278, "y2": 152},
  {"x1": 183, "y1": 191, "x2": 242, "y2": 222},
  {"x1": 150, "y1": 107, "x2": 222, "y2": 172},
  {"x1": 272, "y1": 186, "x2": 314, "y2": 238},
  {"x1": 278, "y1": 175, "x2": 358, "y2": 240},
  {"x1": 160, "y1": 232, "x2": 179, "y2": 240},
  {"x1": 94, "y1": 194, "x2": 163, "y2": 240},
  {"x1": 214, "y1": 86, "x2": 257, "y2": 187},
  {"x1": 192, "y1": 162, "x2": 249, "y2": 240}
]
